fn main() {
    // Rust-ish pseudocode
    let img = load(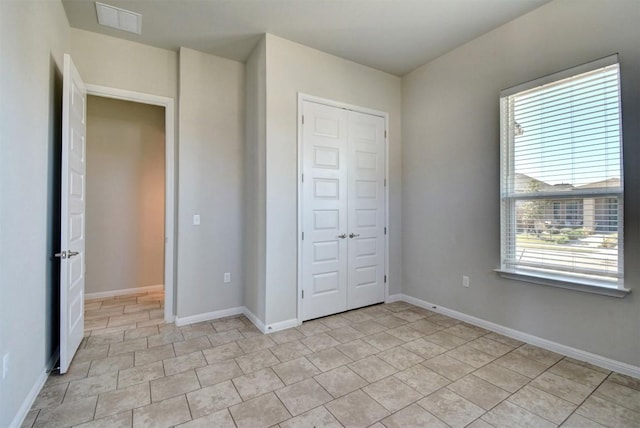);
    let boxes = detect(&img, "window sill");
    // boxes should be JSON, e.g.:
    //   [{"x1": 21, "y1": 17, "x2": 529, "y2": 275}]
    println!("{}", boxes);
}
[{"x1": 495, "y1": 269, "x2": 631, "y2": 298}]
